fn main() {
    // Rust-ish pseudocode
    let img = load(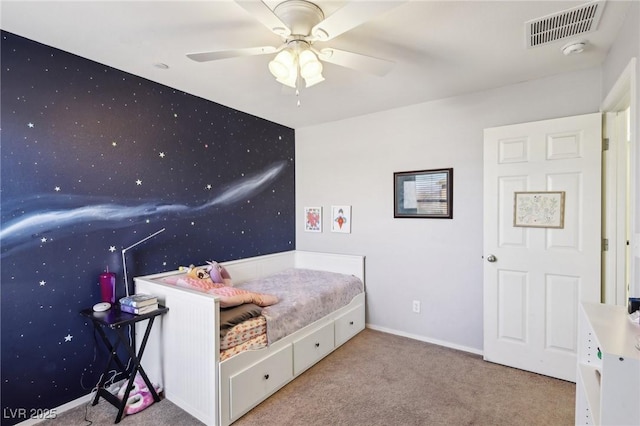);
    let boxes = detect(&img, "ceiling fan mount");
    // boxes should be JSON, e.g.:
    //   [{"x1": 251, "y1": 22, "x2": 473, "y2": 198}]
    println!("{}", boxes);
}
[
  {"x1": 272, "y1": 0, "x2": 325, "y2": 40},
  {"x1": 186, "y1": 0, "x2": 404, "y2": 88}
]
